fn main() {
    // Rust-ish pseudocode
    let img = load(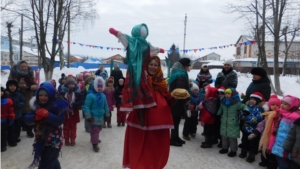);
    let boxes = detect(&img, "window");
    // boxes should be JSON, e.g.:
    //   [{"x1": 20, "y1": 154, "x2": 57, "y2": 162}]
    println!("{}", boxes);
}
[
  {"x1": 237, "y1": 47, "x2": 241, "y2": 55},
  {"x1": 244, "y1": 46, "x2": 247, "y2": 54},
  {"x1": 29, "y1": 57, "x2": 35, "y2": 62},
  {"x1": 13, "y1": 54, "x2": 18, "y2": 61}
]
